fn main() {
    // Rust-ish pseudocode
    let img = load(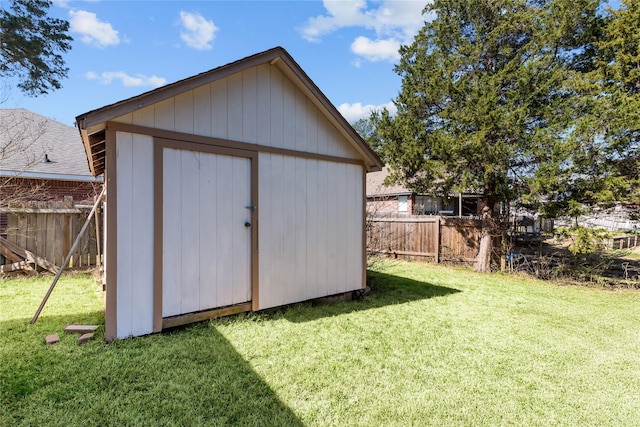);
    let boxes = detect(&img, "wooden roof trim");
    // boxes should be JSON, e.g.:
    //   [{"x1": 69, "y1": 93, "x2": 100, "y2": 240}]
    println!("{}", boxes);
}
[{"x1": 76, "y1": 48, "x2": 284, "y2": 131}]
